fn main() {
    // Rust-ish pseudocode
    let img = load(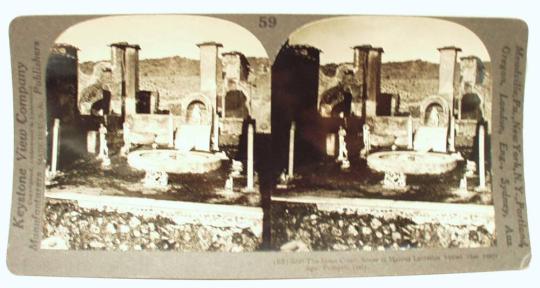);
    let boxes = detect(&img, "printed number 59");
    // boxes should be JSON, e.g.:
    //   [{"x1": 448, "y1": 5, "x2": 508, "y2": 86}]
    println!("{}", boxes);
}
[{"x1": 259, "y1": 16, "x2": 277, "y2": 28}]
